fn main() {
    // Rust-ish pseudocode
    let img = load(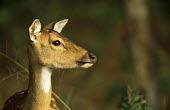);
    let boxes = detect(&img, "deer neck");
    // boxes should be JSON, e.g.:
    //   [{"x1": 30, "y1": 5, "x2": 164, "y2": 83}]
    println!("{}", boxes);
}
[{"x1": 23, "y1": 64, "x2": 52, "y2": 110}]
